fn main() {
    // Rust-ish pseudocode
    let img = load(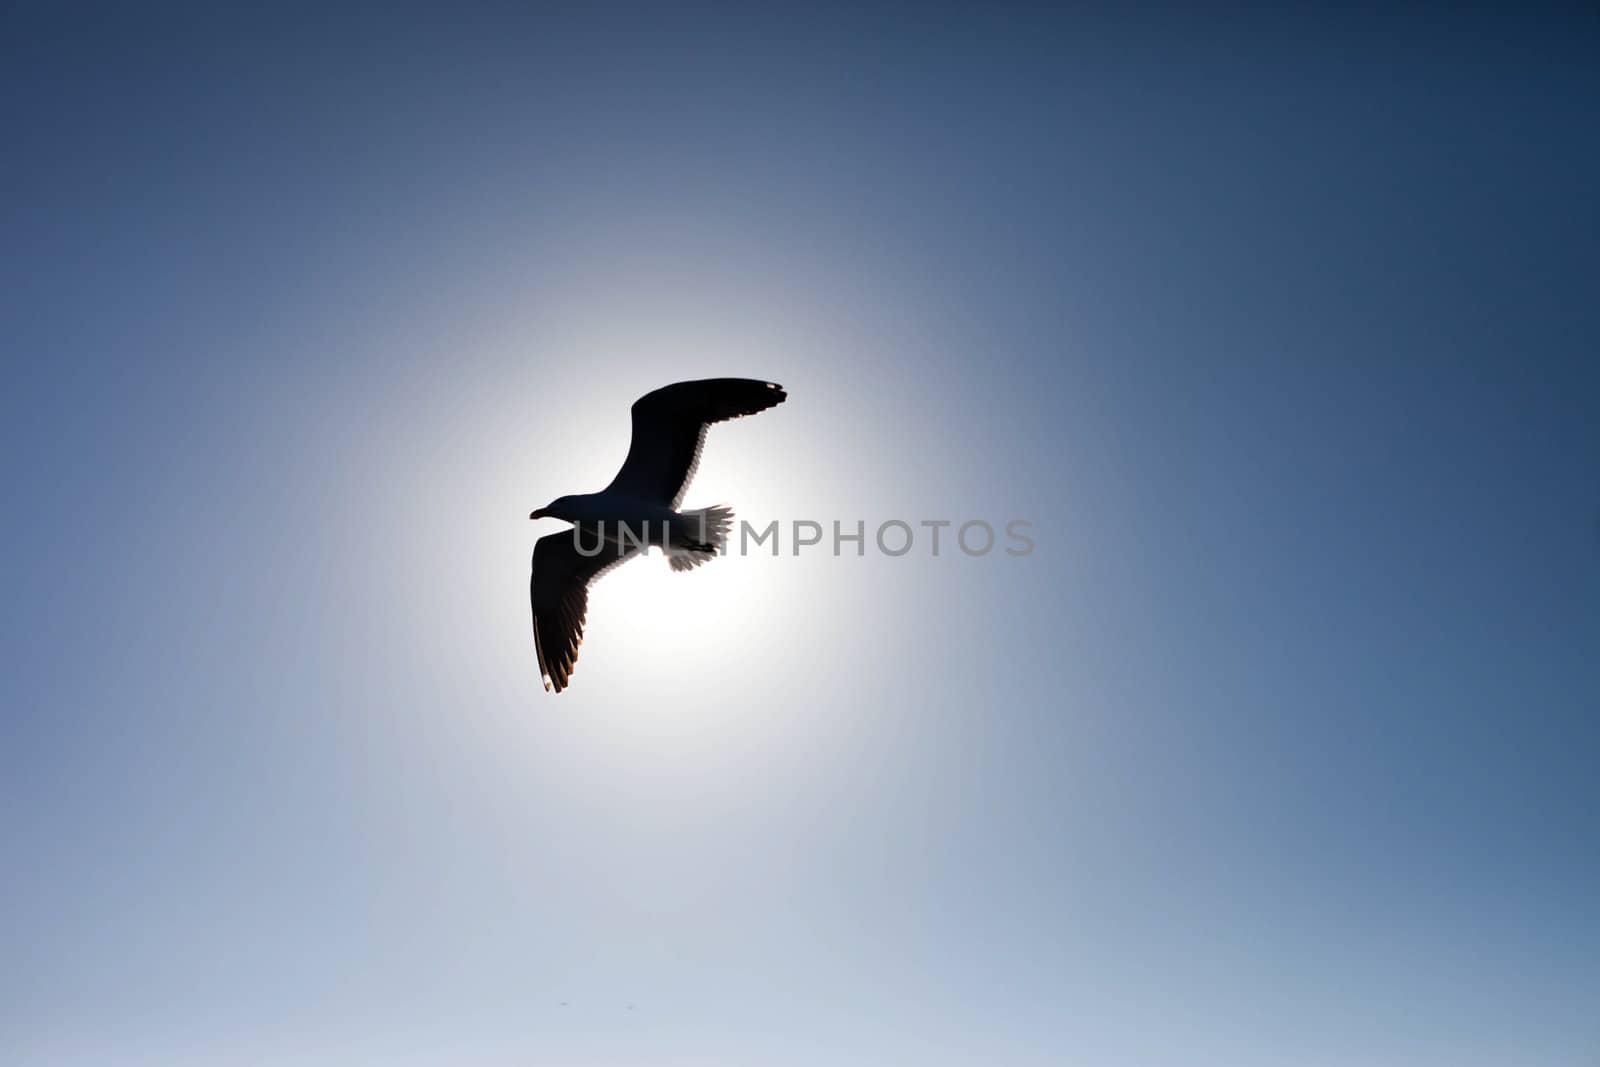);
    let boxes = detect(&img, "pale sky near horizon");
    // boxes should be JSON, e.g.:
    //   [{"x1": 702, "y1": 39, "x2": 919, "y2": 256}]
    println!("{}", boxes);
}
[{"x1": 3, "y1": 6, "x2": 1598, "y2": 1066}]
